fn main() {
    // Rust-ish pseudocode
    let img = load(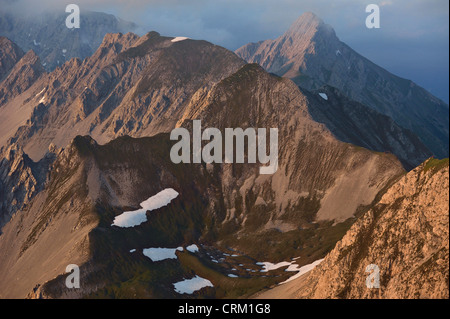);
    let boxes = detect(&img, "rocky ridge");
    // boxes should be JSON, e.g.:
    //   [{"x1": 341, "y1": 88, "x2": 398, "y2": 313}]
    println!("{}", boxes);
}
[
  {"x1": 255, "y1": 158, "x2": 449, "y2": 299},
  {"x1": 2, "y1": 31, "x2": 245, "y2": 161},
  {"x1": 236, "y1": 12, "x2": 449, "y2": 159}
]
